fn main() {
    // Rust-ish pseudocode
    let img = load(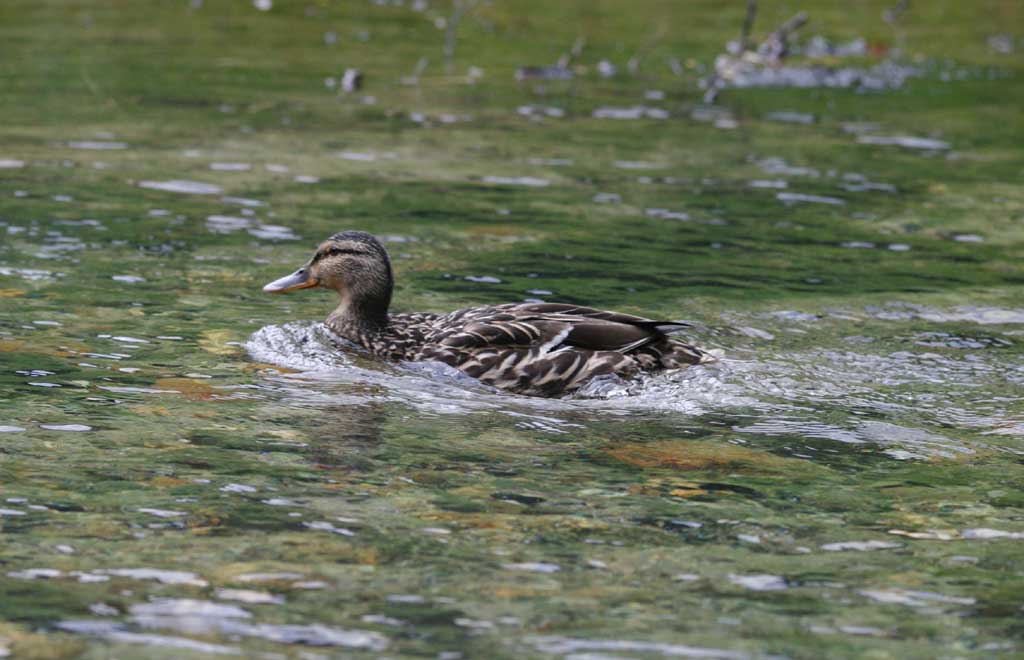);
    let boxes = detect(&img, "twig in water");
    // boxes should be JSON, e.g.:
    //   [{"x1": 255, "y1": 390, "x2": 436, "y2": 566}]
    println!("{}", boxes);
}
[
  {"x1": 556, "y1": 36, "x2": 586, "y2": 70},
  {"x1": 443, "y1": 0, "x2": 480, "y2": 74},
  {"x1": 739, "y1": 0, "x2": 758, "y2": 52}
]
